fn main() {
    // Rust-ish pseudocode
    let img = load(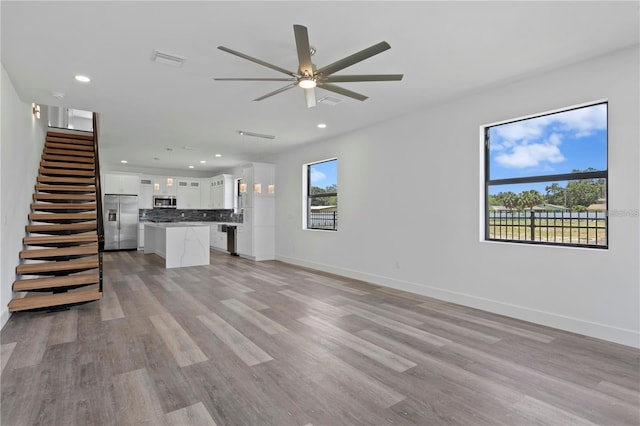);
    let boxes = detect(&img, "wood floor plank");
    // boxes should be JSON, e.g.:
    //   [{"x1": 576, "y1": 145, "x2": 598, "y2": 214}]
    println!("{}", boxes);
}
[
  {"x1": 1, "y1": 342, "x2": 17, "y2": 375},
  {"x1": 48, "y1": 309, "x2": 78, "y2": 345},
  {"x1": 418, "y1": 302, "x2": 555, "y2": 343},
  {"x1": 163, "y1": 401, "x2": 217, "y2": 426},
  {"x1": 197, "y1": 311, "x2": 273, "y2": 366},
  {"x1": 112, "y1": 368, "x2": 165, "y2": 425},
  {"x1": 100, "y1": 286, "x2": 125, "y2": 321},
  {"x1": 7, "y1": 315, "x2": 53, "y2": 368},
  {"x1": 221, "y1": 298, "x2": 288, "y2": 335},
  {"x1": 149, "y1": 313, "x2": 208, "y2": 367},
  {"x1": 298, "y1": 315, "x2": 417, "y2": 372},
  {"x1": 278, "y1": 289, "x2": 350, "y2": 317},
  {"x1": 344, "y1": 304, "x2": 452, "y2": 347}
]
